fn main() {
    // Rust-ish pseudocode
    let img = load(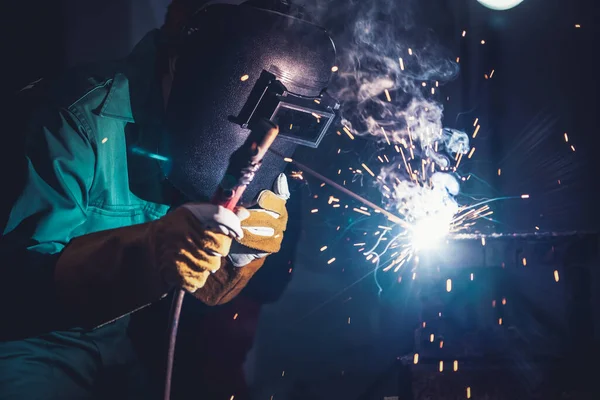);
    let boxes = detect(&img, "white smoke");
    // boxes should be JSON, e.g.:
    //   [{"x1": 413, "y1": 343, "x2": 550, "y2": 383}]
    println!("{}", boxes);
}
[{"x1": 295, "y1": 0, "x2": 468, "y2": 238}]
